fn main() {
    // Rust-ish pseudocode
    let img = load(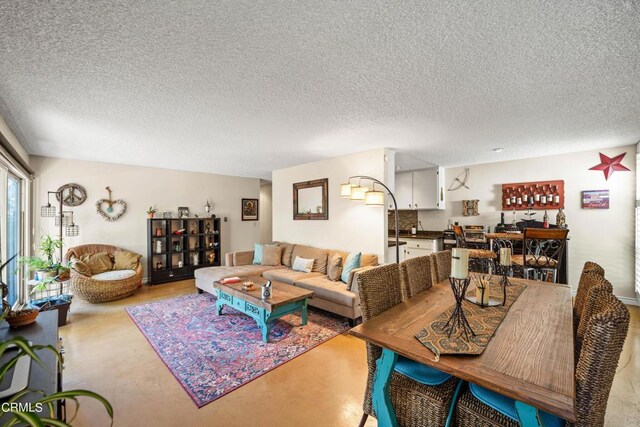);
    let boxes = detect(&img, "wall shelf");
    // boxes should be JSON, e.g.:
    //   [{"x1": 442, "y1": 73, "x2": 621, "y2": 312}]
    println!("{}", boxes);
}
[
  {"x1": 147, "y1": 217, "x2": 221, "y2": 284},
  {"x1": 501, "y1": 180, "x2": 565, "y2": 211}
]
